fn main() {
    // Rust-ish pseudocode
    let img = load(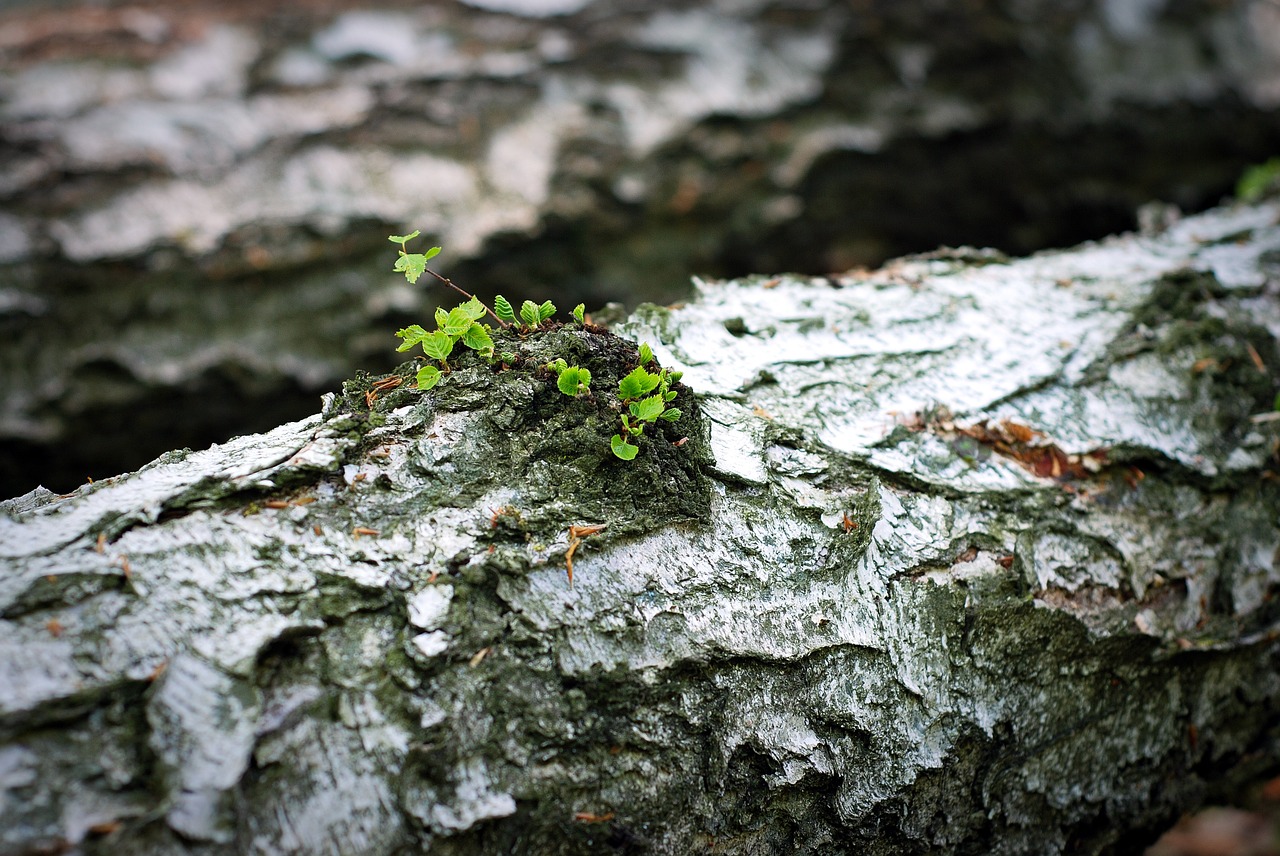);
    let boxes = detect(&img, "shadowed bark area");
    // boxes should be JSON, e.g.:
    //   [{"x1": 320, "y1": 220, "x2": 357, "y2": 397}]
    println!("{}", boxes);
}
[{"x1": 2, "y1": 199, "x2": 1279, "y2": 854}]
